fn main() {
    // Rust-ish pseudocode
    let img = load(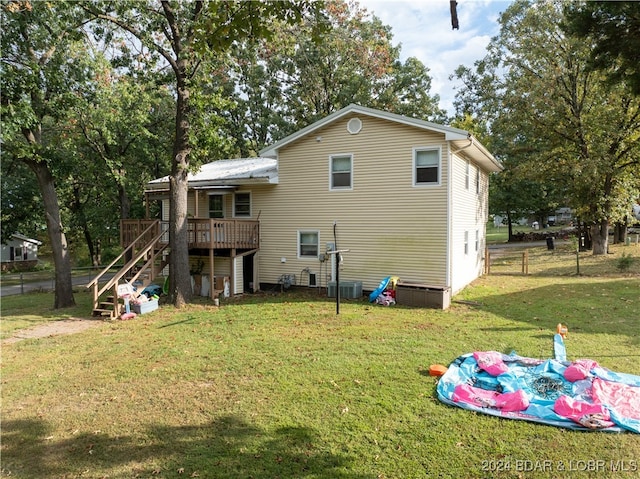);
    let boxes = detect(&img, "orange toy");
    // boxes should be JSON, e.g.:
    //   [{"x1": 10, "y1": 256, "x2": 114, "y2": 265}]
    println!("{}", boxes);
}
[
  {"x1": 556, "y1": 323, "x2": 568, "y2": 338},
  {"x1": 429, "y1": 364, "x2": 448, "y2": 376}
]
